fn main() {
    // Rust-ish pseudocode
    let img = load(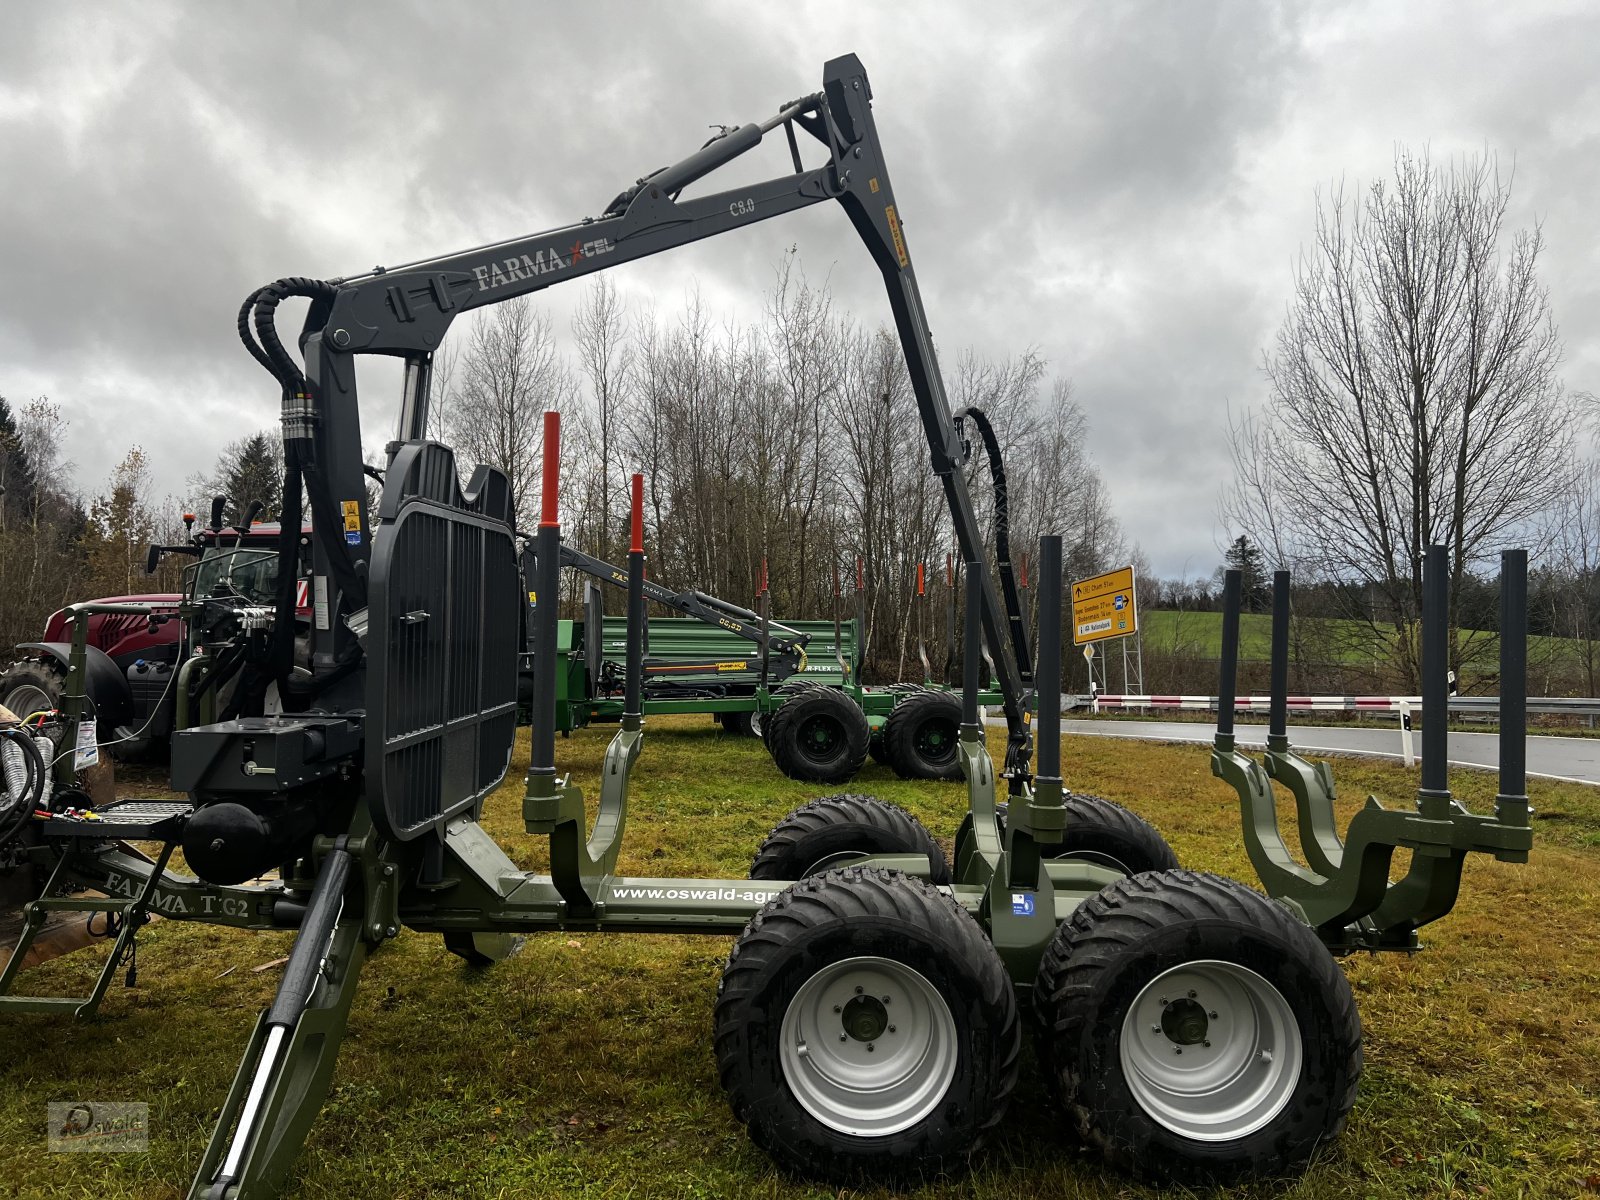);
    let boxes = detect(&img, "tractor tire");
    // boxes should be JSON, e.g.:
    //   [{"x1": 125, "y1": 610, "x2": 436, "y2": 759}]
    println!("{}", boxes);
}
[
  {"x1": 881, "y1": 689, "x2": 963, "y2": 780},
  {"x1": 1033, "y1": 870, "x2": 1362, "y2": 1184},
  {"x1": 0, "y1": 659, "x2": 68, "y2": 746},
  {"x1": 761, "y1": 678, "x2": 822, "y2": 752},
  {"x1": 996, "y1": 794, "x2": 1178, "y2": 875},
  {"x1": 766, "y1": 686, "x2": 869, "y2": 784},
  {"x1": 715, "y1": 866, "x2": 1019, "y2": 1184},
  {"x1": 750, "y1": 793, "x2": 950, "y2": 884},
  {"x1": 718, "y1": 710, "x2": 758, "y2": 738}
]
